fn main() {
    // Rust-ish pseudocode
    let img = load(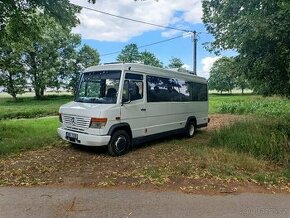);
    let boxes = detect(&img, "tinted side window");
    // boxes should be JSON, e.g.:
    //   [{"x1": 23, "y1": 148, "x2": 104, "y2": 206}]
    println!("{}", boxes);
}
[
  {"x1": 147, "y1": 75, "x2": 207, "y2": 102},
  {"x1": 147, "y1": 76, "x2": 181, "y2": 102},
  {"x1": 179, "y1": 80, "x2": 191, "y2": 102},
  {"x1": 190, "y1": 82, "x2": 208, "y2": 101}
]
